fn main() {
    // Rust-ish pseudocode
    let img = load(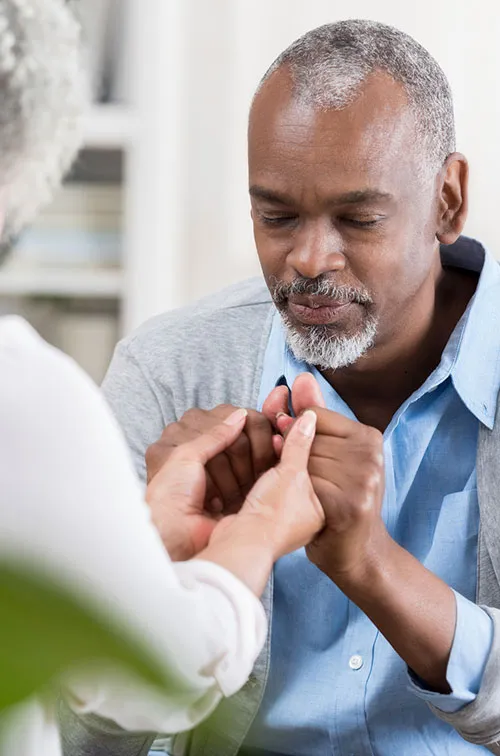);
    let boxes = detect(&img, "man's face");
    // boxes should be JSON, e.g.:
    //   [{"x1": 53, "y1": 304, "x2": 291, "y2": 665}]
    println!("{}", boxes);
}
[{"x1": 248, "y1": 69, "x2": 441, "y2": 370}]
